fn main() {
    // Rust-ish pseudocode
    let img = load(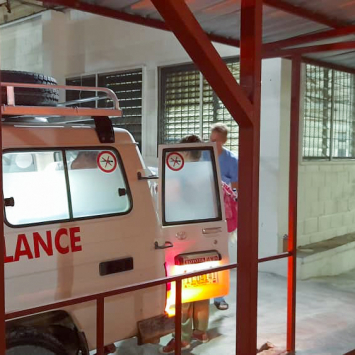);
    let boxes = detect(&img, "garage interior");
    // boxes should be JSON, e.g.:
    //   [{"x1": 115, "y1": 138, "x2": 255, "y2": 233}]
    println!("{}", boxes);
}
[{"x1": 2, "y1": 0, "x2": 355, "y2": 354}]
